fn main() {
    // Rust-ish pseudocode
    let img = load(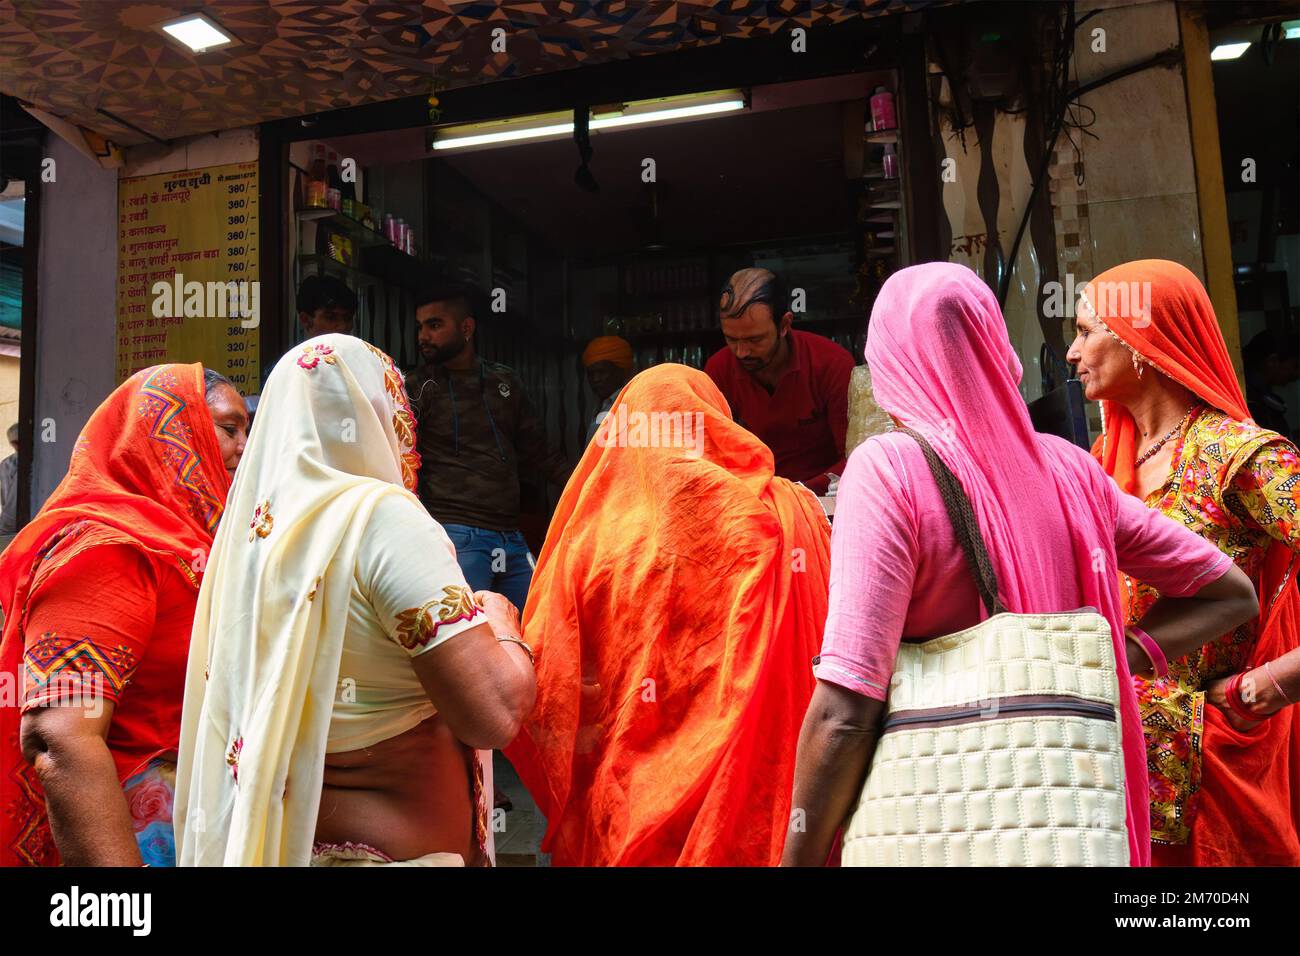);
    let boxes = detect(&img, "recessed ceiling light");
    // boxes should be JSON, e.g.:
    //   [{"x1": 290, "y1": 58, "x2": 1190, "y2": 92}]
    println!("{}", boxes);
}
[
  {"x1": 161, "y1": 14, "x2": 234, "y2": 53},
  {"x1": 1210, "y1": 42, "x2": 1251, "y2": 61}
]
